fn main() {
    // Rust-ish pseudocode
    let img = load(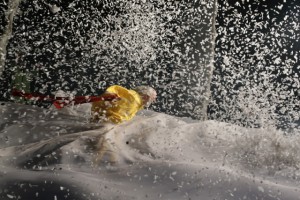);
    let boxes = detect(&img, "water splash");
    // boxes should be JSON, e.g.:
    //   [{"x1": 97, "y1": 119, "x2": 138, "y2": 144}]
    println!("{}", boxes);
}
[
  {"x1": 209, "y1": 0, "x2": 300, "y2": 130},
  {"x1": 0, "y1": 0, "x2": 218, "y2": 120}
]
